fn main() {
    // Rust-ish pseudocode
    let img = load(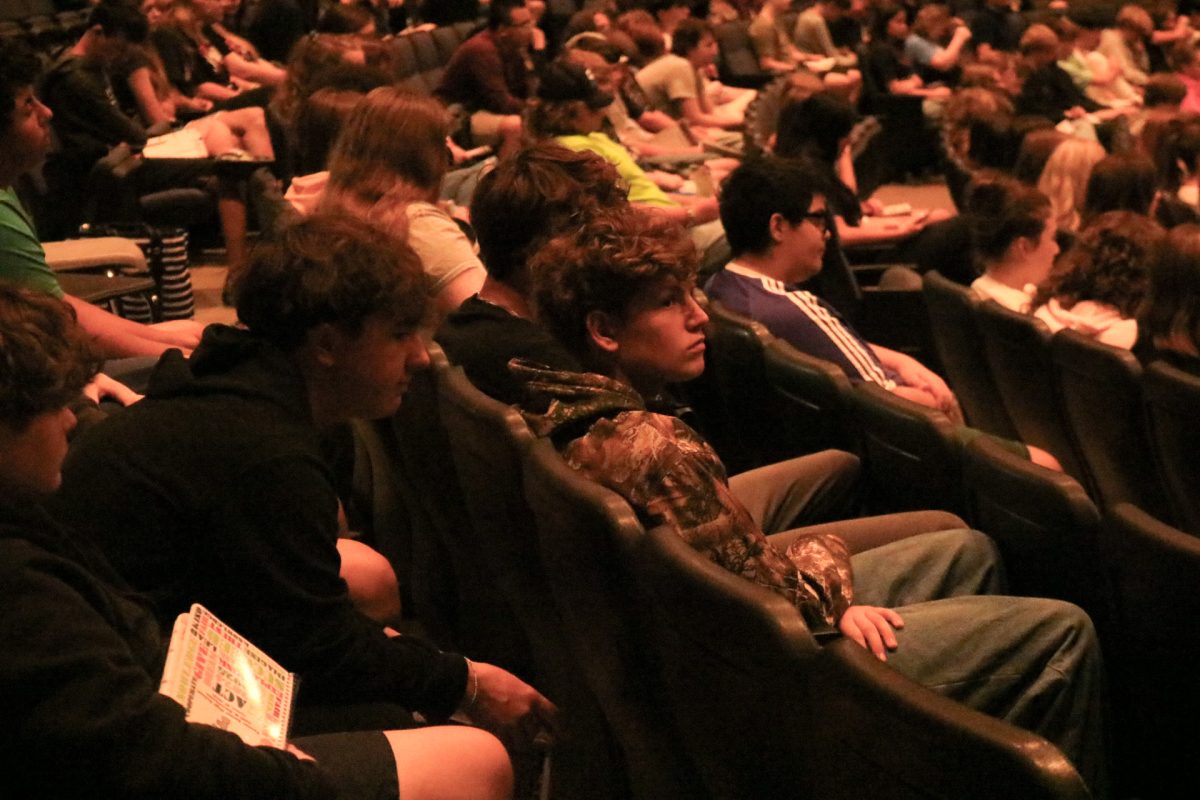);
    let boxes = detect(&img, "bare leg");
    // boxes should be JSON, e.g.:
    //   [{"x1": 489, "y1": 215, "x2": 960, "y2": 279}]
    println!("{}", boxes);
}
[
  {"x1": 496, "y1": 115, "x2": 524, "y2": 159},
  {"x1": 189, "y1": 116, "x2": 242, "y2": 156},
  {"x1": 216, "y1": 106, "x2": 276, "y2": 159},
  {"x1": 385, "y1": 727, "x2": 514, "y2": 800},
  {"x1": 216, "y1": 177, "x2": 248, "y2": 278}
]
